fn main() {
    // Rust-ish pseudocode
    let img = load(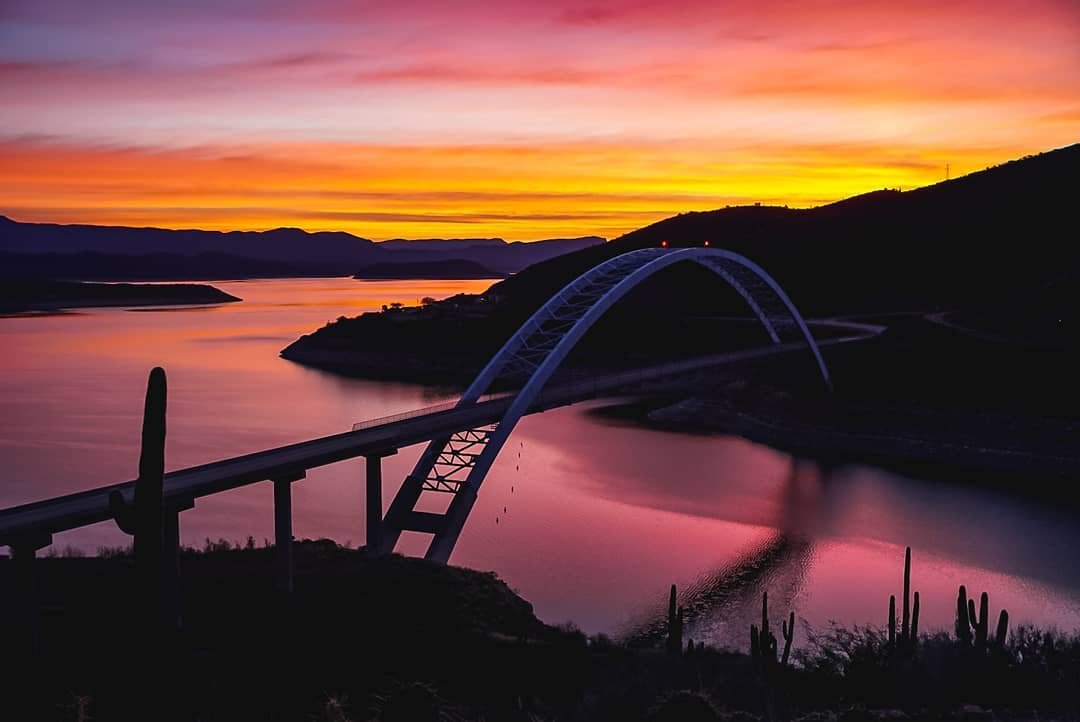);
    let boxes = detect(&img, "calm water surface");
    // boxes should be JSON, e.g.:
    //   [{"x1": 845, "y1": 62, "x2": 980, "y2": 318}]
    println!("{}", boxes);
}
[{"x1": 2, "y1": 277, "x2": 1078, "y2": 646}]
